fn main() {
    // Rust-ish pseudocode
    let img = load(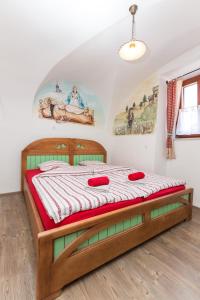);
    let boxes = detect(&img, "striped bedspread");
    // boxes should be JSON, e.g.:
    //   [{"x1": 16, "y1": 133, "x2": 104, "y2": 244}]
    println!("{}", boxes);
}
[{"x1": 32, "y1": 165, "x2": 185, "y2": 223}]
